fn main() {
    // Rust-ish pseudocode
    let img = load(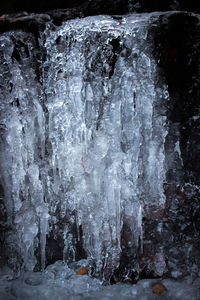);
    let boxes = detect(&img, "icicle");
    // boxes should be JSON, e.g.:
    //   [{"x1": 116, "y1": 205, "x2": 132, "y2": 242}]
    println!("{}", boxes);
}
[
  {"x1": 37, "y1": 204, "x2": 49, "y2": 271},
  {"x1": 137, "y1": 205, "x2": 143, "y2": 254}
]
